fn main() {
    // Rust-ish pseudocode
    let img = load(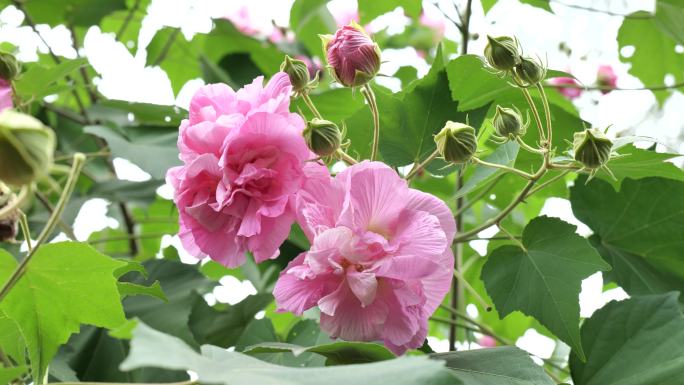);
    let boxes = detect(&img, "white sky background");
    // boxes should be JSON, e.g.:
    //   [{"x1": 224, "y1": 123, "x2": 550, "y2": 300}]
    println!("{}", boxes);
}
[{"x1": 4, "y1": 0, "x2": 683, "y2": 356}]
